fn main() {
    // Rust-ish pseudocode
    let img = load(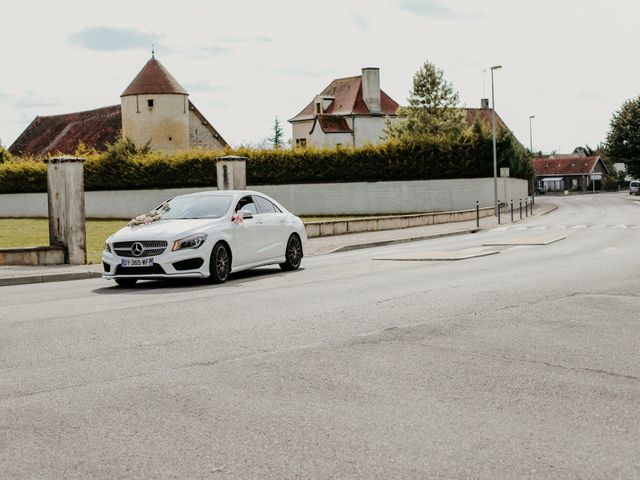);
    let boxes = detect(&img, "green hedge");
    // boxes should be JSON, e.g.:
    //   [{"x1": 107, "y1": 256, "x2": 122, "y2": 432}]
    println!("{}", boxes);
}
[{"x1": 0, "y1": 136, "x2": 533, "y2": 194}]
